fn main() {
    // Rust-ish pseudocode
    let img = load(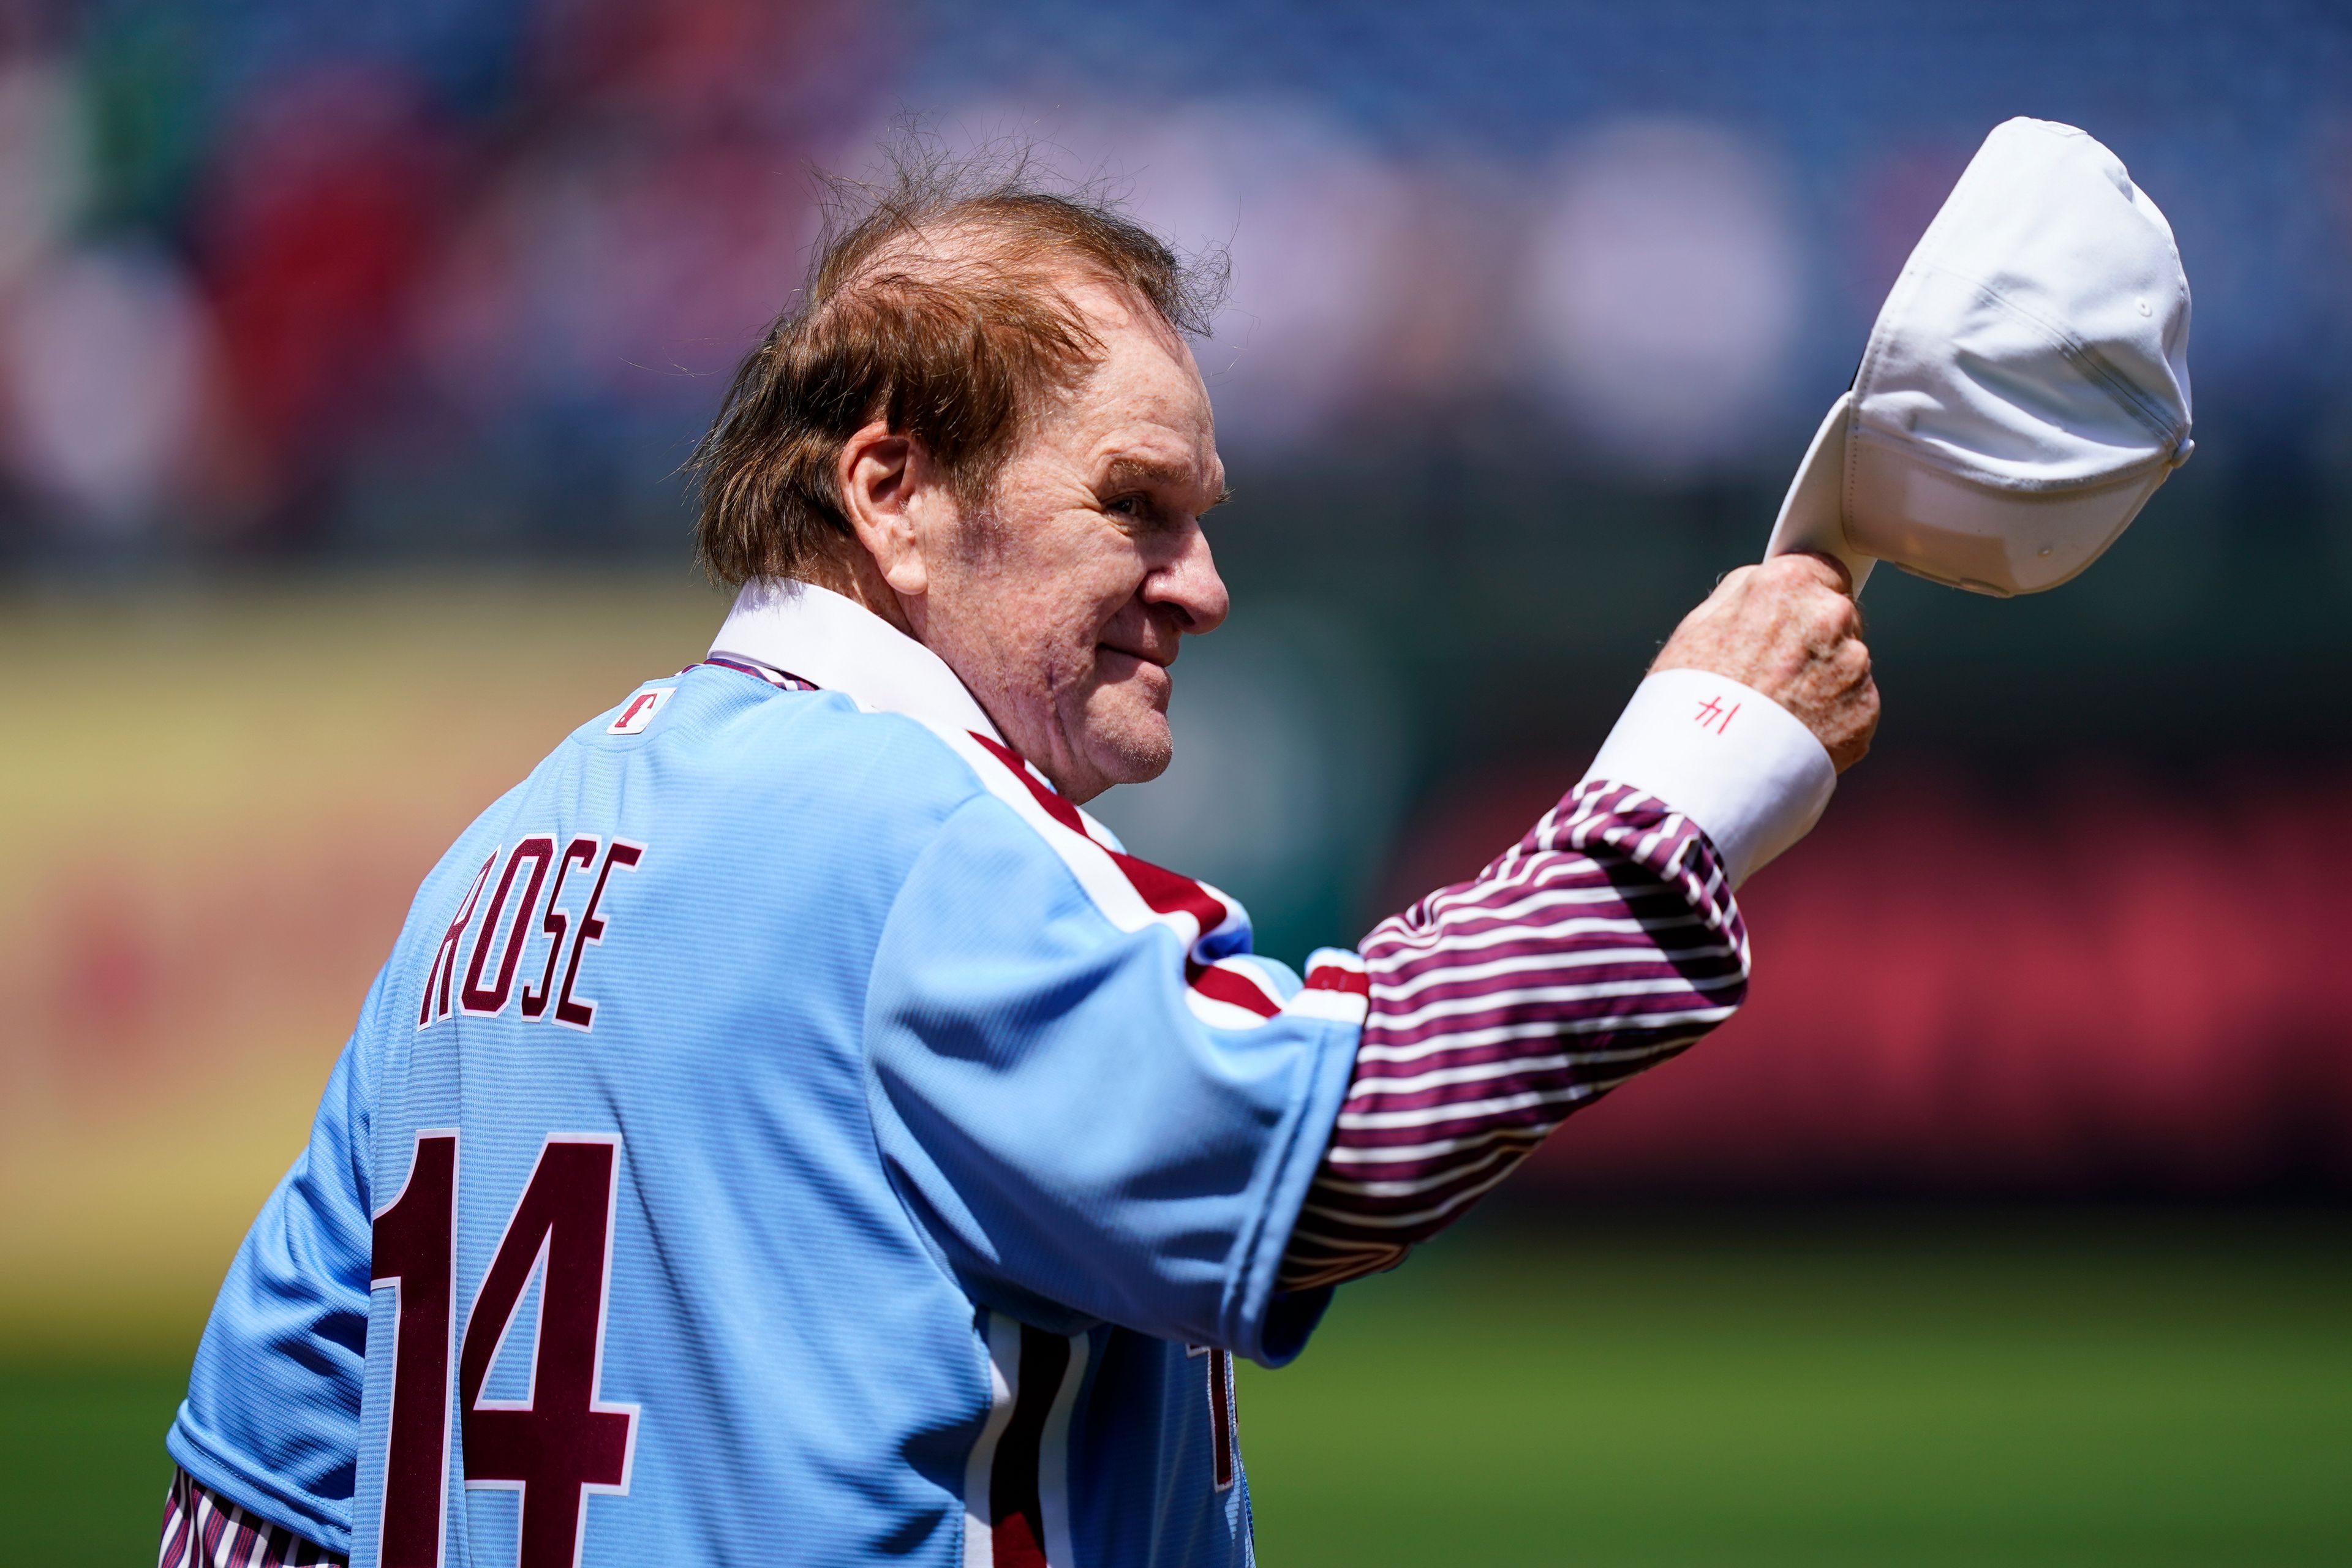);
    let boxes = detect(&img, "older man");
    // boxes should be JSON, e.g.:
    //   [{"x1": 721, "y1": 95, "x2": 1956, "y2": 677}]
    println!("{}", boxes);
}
[{"x1": 161, "y1": 159, "x2": 1875, "y2": 1568}]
